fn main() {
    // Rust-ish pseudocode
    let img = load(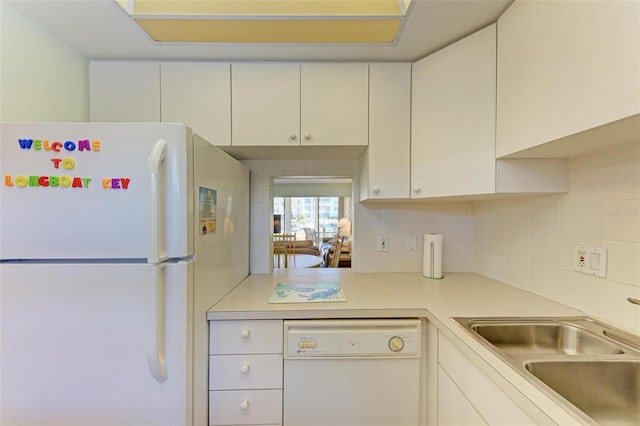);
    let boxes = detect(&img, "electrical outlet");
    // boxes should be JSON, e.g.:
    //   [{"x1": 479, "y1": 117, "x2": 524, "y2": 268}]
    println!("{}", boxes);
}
[
  {"x1": 377, "y1": 235, "x2": 389, "y2": 252},
  {"x1": 574, "y1": 245, "x2": 608, "y2": 277},
  {"x1": 576, "y1": 247, "x2": 587, "y2": 268}
]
